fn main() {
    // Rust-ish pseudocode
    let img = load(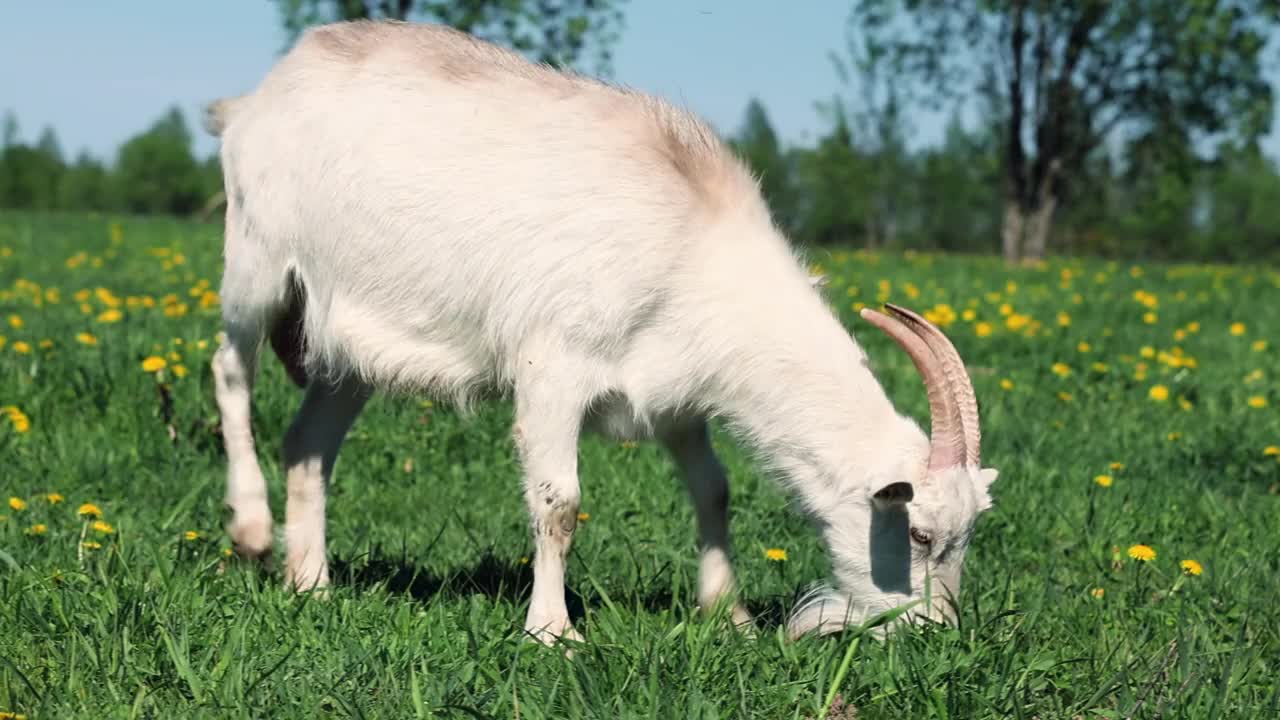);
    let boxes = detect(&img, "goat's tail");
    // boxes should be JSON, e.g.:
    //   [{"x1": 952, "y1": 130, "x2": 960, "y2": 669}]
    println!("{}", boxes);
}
[{"x1": 203, "y1": 95, "x2": 248, "y2": 137}]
